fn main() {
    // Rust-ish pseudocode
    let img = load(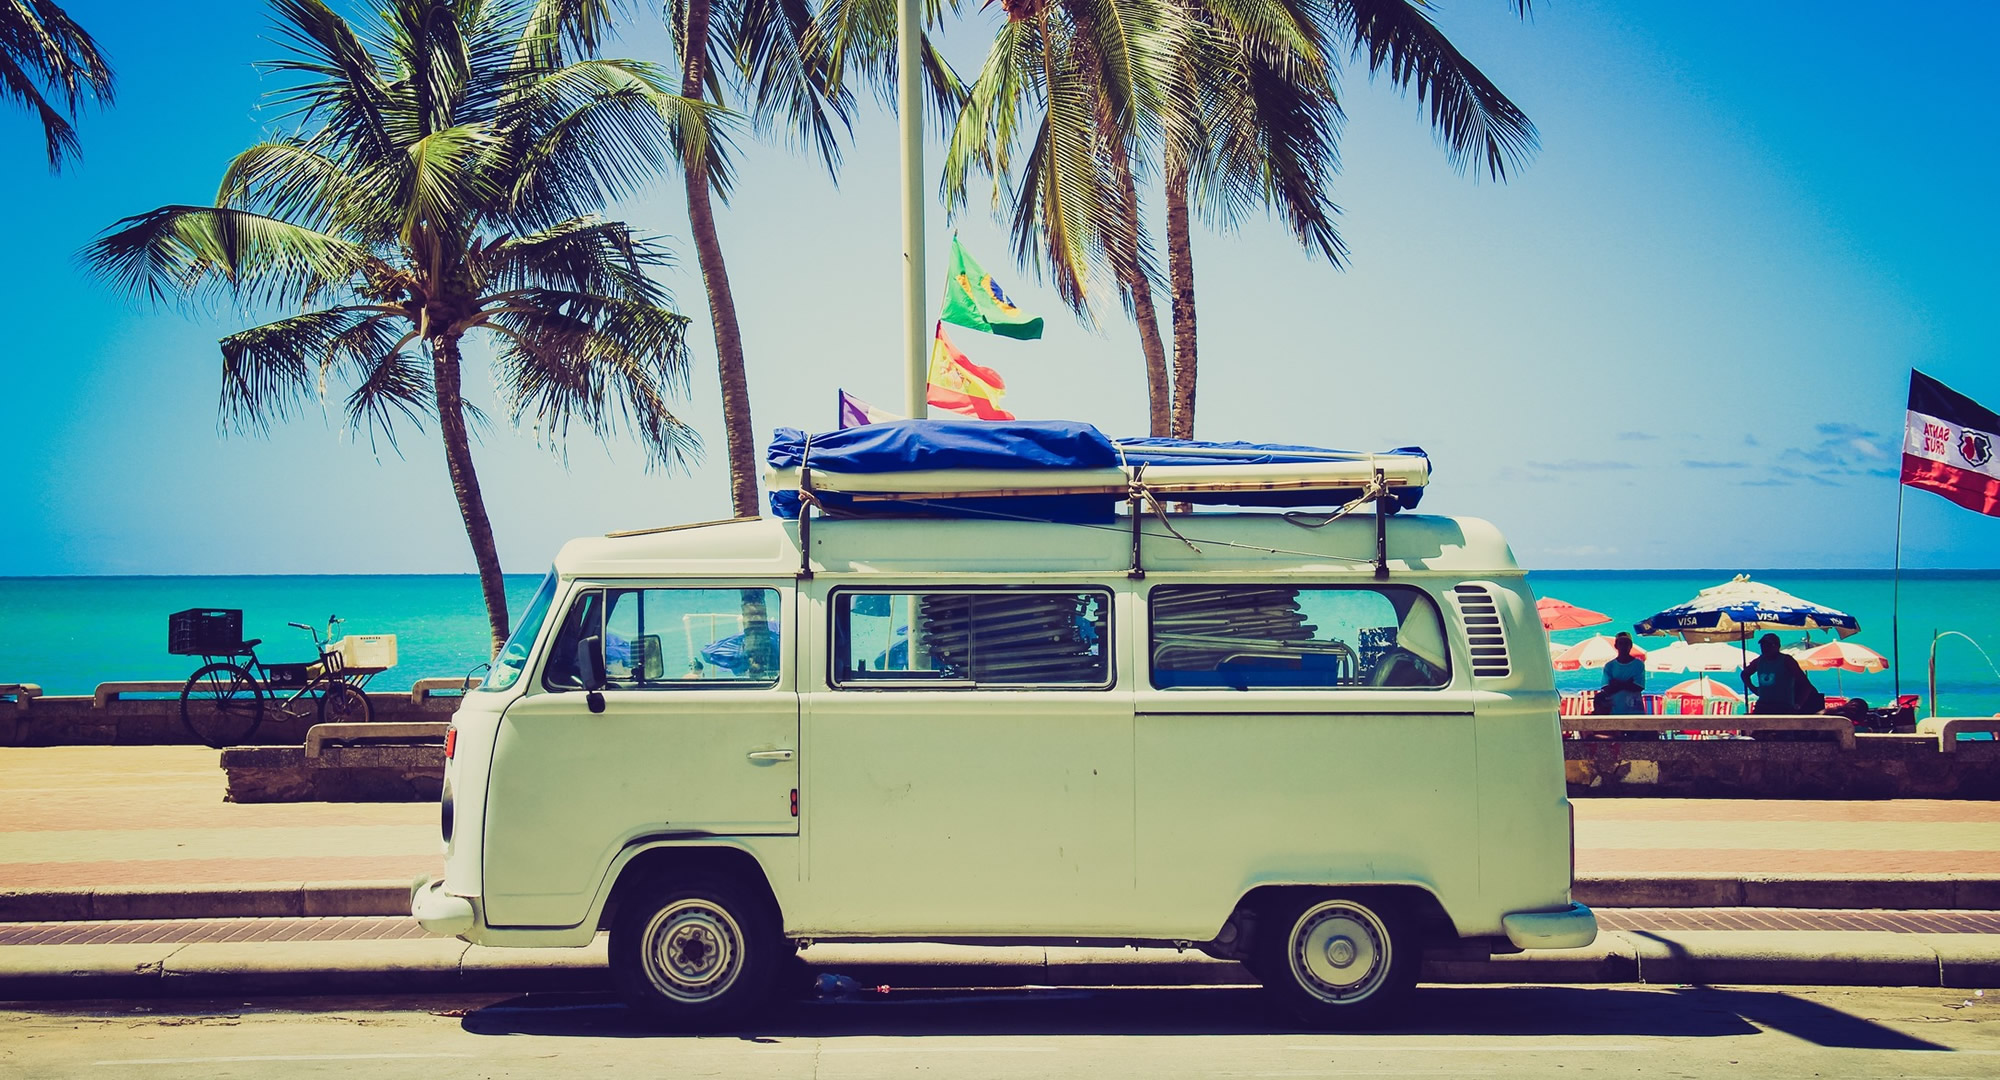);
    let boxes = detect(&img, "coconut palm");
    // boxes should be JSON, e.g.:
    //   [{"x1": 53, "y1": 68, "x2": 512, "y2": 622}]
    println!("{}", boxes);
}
[
  {"x1": 1, "y1": 0, "x2": 114, "y2": 170},
  {"x1": 1162, "y1": 0, "x2": 1537, "y2": 439},
  {"x1": 652, "y1": 0, "x2": 864, "y2": 517},
  {"x1": 944, "y1": 0, "x2": 1183, "y2": 435},
  {"x1": 85, "y1": 0, "x2": 719, "y2": 653}
]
